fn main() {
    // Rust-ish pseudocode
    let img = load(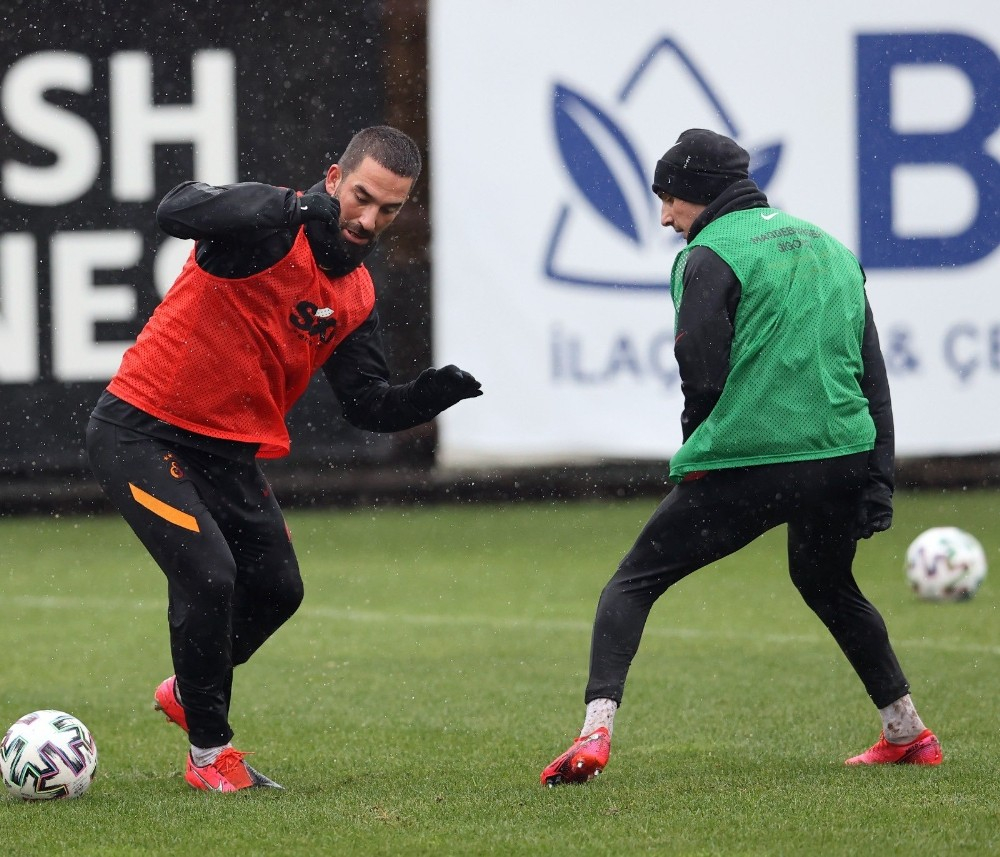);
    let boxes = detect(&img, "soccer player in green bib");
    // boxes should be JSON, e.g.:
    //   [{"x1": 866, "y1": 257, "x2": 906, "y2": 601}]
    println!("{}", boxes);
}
[{"x1": 541, "y1": 129, "x2": 941, "y2": 785}]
